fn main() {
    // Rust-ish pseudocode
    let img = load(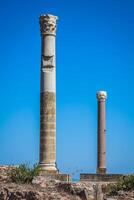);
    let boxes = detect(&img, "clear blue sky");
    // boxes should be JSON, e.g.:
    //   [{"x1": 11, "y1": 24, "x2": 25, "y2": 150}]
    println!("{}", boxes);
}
[{"x1": 0, "y1": 0, "x2": 134, "y2": 179}]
